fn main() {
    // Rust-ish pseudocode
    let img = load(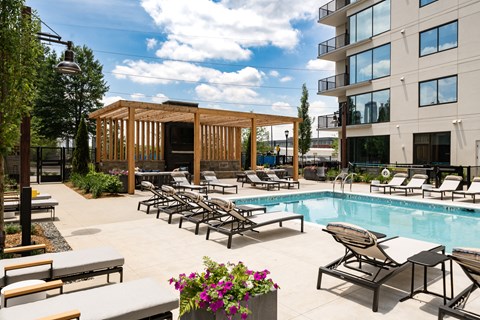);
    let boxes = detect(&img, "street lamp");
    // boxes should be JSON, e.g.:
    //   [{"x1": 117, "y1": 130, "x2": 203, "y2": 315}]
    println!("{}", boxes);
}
[{"x1": 284, "y1": 130, "x2": 289, "y2": 164}]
